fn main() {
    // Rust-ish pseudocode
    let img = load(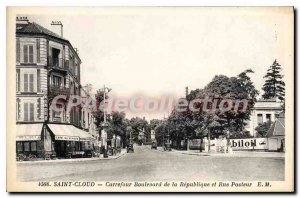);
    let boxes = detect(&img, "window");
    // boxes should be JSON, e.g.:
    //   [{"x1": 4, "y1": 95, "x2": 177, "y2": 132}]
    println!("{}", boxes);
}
[
  {"x1": 266, "y1": 114, "x2": 271, "y2": 122},
  {"x1": 24, "y1": 103, "x2": 34, "y2": 121},
  {"x1": 24, "y1": 142, "x2": 30, "y2": 151},
  {"x1": 257, "y1": 114, "x2": 263, "y2": 125},
  {"x1": 24, "y1": 73, "x2": 34, "y2": 92},
  {"x1": 75, "y1": 64, "x2": 78, "y2": 76},
  {"x1": 31, "y1": 142, "x2": 37, "y2": 151},
  {"x1": 53, "y1": 75, "x2": 62, "y2": 87},
  {"x1": 17, "y1": 142, "x2": 23, "y2": 152},
  {"x1": 23, "y1": 45, "x2": 34, "y2": 63}
]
